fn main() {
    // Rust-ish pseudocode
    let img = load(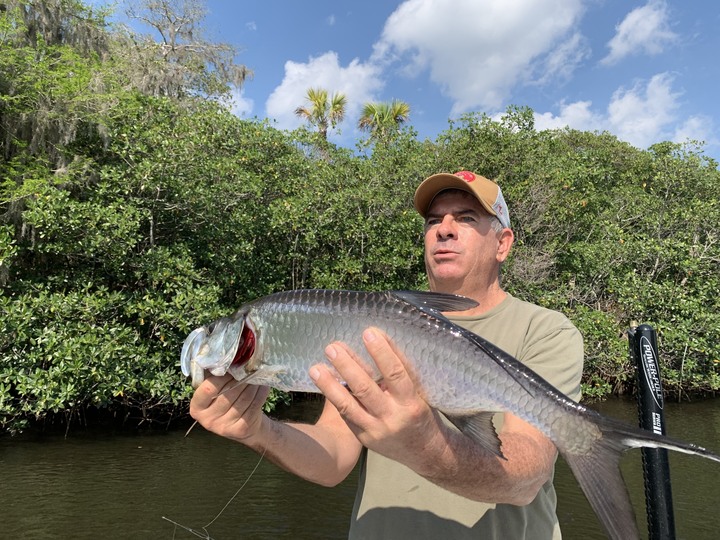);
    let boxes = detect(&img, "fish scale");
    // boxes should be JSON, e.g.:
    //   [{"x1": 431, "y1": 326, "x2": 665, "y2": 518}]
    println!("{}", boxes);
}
[
  {"x1": 181, "y1": 288, "x2": 720, "y2": 540},
  {"x1": 247, "y1": 291, "x2": 513, "y2": 414}
]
